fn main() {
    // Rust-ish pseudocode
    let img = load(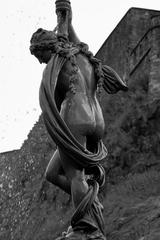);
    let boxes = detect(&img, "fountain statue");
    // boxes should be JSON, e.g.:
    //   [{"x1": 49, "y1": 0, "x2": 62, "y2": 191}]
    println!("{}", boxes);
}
[{"x1": 30, "y1": 0, "x2": 127, "y2": 239}]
